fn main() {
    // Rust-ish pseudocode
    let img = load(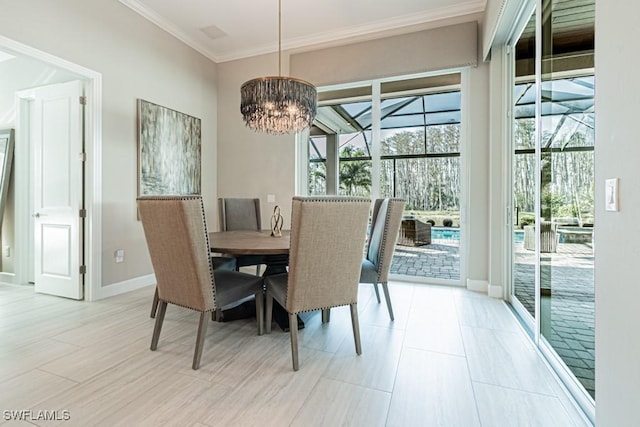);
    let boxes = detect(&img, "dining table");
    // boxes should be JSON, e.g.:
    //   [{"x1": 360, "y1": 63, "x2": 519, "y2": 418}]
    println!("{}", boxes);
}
[{"x1": 208, "y1": 229, "x2": 302, "y2": 331}]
